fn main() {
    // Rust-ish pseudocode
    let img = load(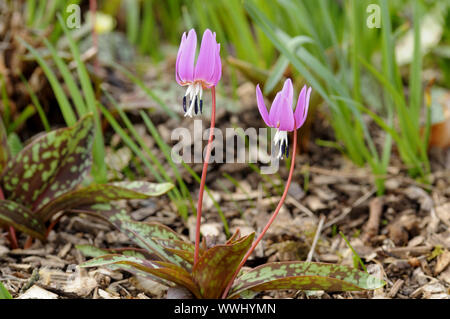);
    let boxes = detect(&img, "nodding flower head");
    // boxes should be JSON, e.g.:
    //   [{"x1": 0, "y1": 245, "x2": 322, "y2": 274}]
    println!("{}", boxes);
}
[
  {"x1": 256, "y1": 78, "x2": 311, "y2": 159},
  {"x1": 176, "y1": 29, "x2": 222, "y2": 118}
]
